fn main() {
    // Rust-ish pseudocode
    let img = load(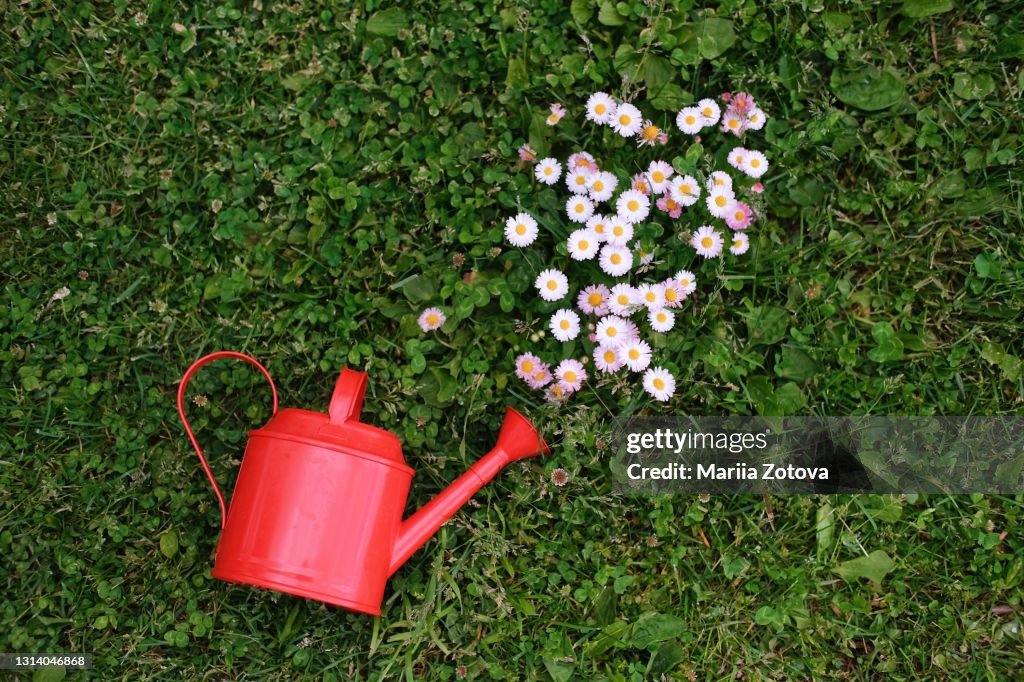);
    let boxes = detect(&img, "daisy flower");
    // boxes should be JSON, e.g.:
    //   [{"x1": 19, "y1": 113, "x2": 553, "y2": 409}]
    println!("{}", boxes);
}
[
  {"x1": 608, "y1": 284, "x2": 636, "y2": 316},
  {"x1": 692, "y1": 225, "x2": 724, "y2": 258},
  {"x1": 620, "y1": 339, "x2": 653, "y2": 372},
  {"x1": 746, "y1": 107, "x2": 766, "y2": 131},
  {"x1": 565, "y1": 195, "x2": 594, "y2": 223},
  {"x1": 567, "y1": 228, "x2": 600, "y2": 261},
  {"x1": 730, "y1": 232, "x2": 750, "y2": 255},
  {"x1": 698, "y1": 98, "x2": 721, "y2": 125},
  {"x1": 587, "y1": 171, "x2": 617, "y2": 202},
  {"x1": 577, "y1": 284, "x2": 611, "y2": 316},
  {"x1": 706, "y1": 187, "x2": 735, "y2": 219},
  {"x1": 741, "y1": 150, "x2": 769, "y2": 179},
  {"x1": 620, "y1": 319, "x2": 641, "y2": 342},
  {"x1": 643, "y1": 366, "x2": 676, "y2": 402},
  {"x1": 707, "y1": 171, "x2": 732, "y2": 192},
  {"x1": 668, "y1": 175, "x2": 701, "y2": 207},
  {"x1": 636, "y1": 120, "x2": 663, "y2": 147},
  {"x1": 655, "y1": 194, "x2": 682, "y2": 219},
  {"x1": 631, "y1": 173, "x2": 652, "y2": 195},
  {"x1": 637, "y1": 245, "x2": 656, "y2": 267},
  {"x1": 566, "y1": 169, "x2": 591, "y2": 194},
  {"x1": 544, "y1": 383, "x2": 569, "y2": 402},
  {"x1": 606, "y1": 216, "x2": 634, "y2": 246},
  {"x1": 611, "y1": 102, "x2": 643, "y2": 137},
  {"x1": 725, "y1": 201, "x2": 753, "y2": 230},
  {"x1": 599, "y1": 244, "x2": 633, "y2": 276},
  {"x1": 535, "y1": 268, "x2": 569, "y2": 302},
  {"x1": 727, "y1": 147, "x2": 747, "y2": 171},
  {"x1": 616, "y1": 189, "x2": 650, "y2": 222},
  {"x1": 585, "y1": 92, "x2": 617, "y2": 124},
  {"x1": 418, "y1": 307, "x2": 445, "y2": 332},
  {"x1": 721, "y1": 112, "x2": 745, "y2": 136},
  {"x1": 593, "y1": 345, "x2": 624, "y2": 373},
  {"x1": 518, "y1": 144, "x2": 536, "y2": 162},
  {"x1": 534, "y1": 158, "x2": 562, "y2": 185},
  {"x1": 567, "y1": 151, "x2": 598, "y2": 174},
  {"x1": 675, "y1": 270, "x2": 697, "y2": 296},
  {"x1": 646, "y1": 160, "x2": 674, "y2": 194},
  {"x1": 730, "y1": 92, "x2": 753, "y2": 114},
  {"x1": 515, "y1": 353, "x2": 542, "y2": 381},
  {"x1": 546, "y1": 103, "x2": 566, "y2": 126},
  {"x1": 649, "y1": 307, "x2": 675, "y2": 333},
  {"x1": 504, "y1": 212, "x2": 539, "y2": 247},
  {"x1": 635, "y1": 282, "x2": 666, "y2": 309},
  {"x1": 676, "y1": 107, "x2": 703, "y2": 134},
  {"x1": 586, "y1": 214, "x2": 609, "y2": 242},
  {"x1": 662, "y1": 279, "x2": 686, "y2": 307},
  {"x1": 554, "y1": 359, "x2": 586, "y2": 394},
  {"x1": 549, "y1": 309, "x2": 581, "y2": 342},
  {"x1": 527, "y1": 364, "x2": 553, "y2": 389},
  {"x1": 595, "y1": 315, "x2": 630, "y2": 347}
]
